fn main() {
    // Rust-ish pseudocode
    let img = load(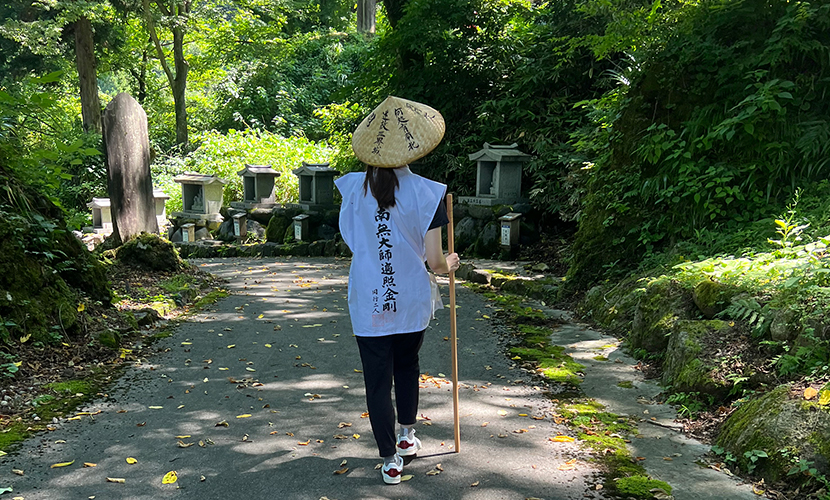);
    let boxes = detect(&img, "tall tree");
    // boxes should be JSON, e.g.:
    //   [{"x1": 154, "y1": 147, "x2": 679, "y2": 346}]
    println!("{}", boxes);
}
[
  {"x1": 73, "y1": 16, "x2": 102, "y2": 134},
  {"x1": 357, "y1": 0, "x2": 376, "y2": 34},
  {"x1": 0, "y1": 1, "x2": 108, "y2": 135},
  {"x1": 142, "y1": 0, "x2": 190, "y2": 146}
]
